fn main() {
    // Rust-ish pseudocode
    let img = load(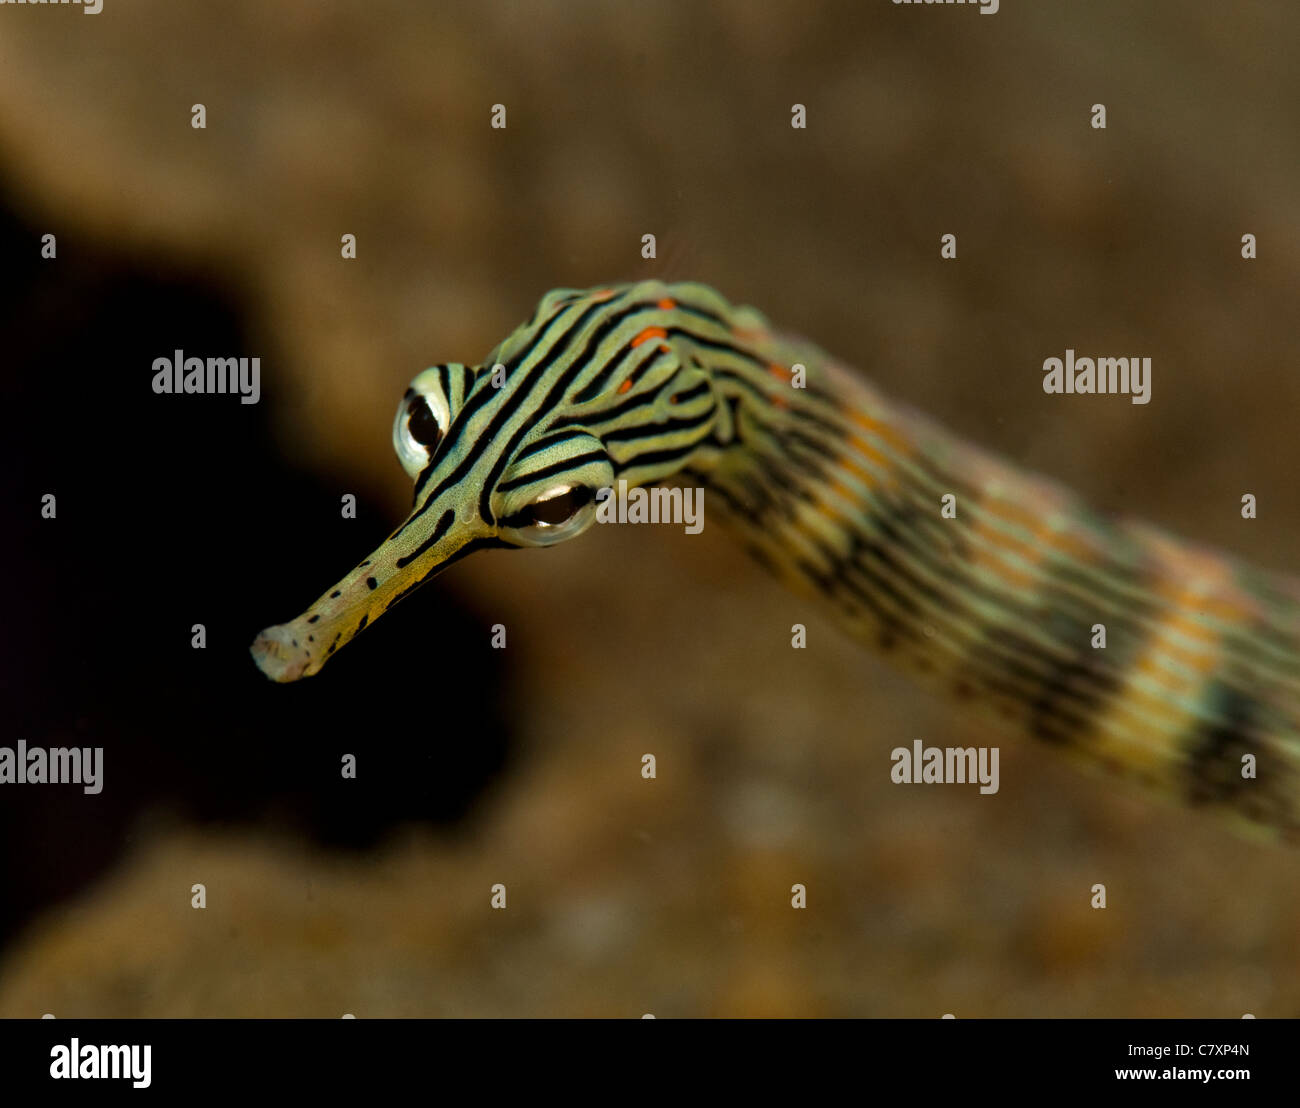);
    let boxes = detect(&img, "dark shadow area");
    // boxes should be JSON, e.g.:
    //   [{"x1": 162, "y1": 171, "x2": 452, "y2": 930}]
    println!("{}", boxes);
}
[{"x1": 0, "y1": 181, "x2": 514, "y2": 949}]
